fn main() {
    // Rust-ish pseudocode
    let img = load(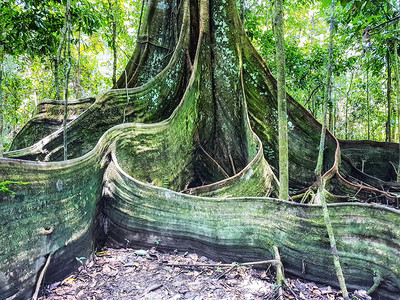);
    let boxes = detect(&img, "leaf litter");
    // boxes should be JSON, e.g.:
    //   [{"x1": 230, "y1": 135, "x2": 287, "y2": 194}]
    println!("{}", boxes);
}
[{"x1": 39, "y1": 247, "x2": 373, "y2": 300}]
